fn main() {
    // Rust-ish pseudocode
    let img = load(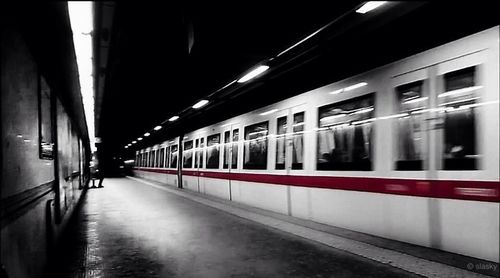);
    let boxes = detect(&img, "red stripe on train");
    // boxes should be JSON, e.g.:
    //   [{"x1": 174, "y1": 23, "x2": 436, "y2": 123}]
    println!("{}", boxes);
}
[{"x1": 134, "y1": 167, "x2": 500, "y2": 203}]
